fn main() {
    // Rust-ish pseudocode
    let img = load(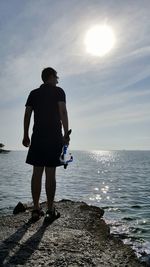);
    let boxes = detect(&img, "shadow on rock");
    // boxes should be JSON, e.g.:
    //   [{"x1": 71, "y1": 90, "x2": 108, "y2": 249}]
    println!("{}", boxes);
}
[
  {"x1": 1, "y1": 221, "x2": 51, "y2": 267},
  {"x1": 0, "y1": 220, "x2": 32, "y2": 266}
]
